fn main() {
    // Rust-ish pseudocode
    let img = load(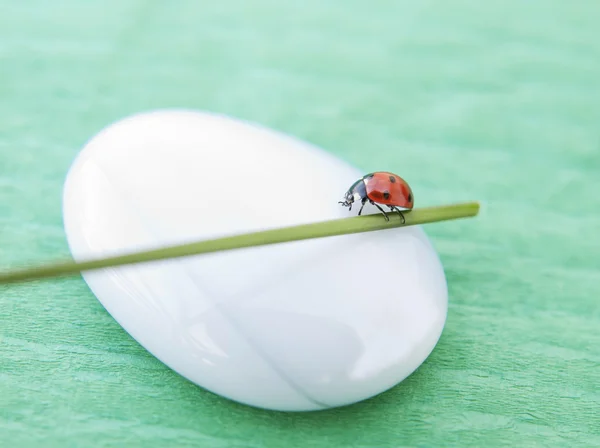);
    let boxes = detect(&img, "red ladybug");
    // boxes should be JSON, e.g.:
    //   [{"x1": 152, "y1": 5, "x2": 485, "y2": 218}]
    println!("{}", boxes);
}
[{"x1": 339, "y1": 171, "x2": 414, "y2": 222}]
